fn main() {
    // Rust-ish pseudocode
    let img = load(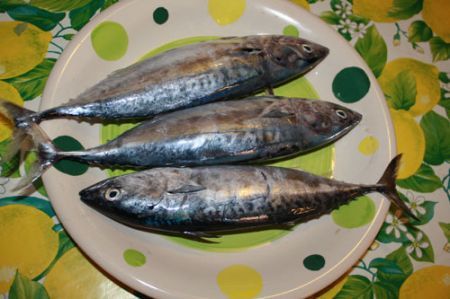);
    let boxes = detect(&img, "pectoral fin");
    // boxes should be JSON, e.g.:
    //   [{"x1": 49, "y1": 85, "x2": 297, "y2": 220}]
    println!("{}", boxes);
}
[
  {"x1": 167, "y1": 184, "x2": 206, "y2": 194},
  {"x1": 261, "y1": 109, "x2": 296, "y2": 118}
]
